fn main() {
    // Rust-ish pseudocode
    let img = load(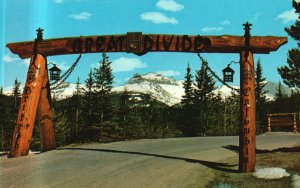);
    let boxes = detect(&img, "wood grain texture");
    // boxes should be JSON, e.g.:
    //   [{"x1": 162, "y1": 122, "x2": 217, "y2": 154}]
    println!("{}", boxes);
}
[
  {"x1": 38, "y1": 66, "x2": 56, "y2": 152},
  {"x1": 9, "y1": 54, "x2": 46, "y2": 157},
  {"x1": 239, "y1": 51, "x2": 256, "y2": 173},
  {"x1": 6, "y1": 34, "x2": 287, "y2": 59}
]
